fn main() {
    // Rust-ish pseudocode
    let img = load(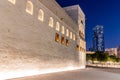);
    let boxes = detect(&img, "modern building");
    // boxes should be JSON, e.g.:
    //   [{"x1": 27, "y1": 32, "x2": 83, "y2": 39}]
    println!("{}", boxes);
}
[
  {"x1": 0, "y1": 0, "x2": 86, "y2": 79},
  {"x1": 117, "y1": 46, "x2": 120, "y2": 58},
  {"x1": 93, "y1": 25, "x2": 105, "y2": 52},
  {"x1": 105, "y1": 48, "x2": 118, "y2": 57}
]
